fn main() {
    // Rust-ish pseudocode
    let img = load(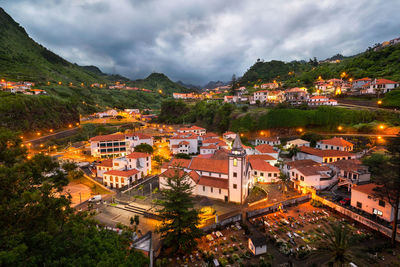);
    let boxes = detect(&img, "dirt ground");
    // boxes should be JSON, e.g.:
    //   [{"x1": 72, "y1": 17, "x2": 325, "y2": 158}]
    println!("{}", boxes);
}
[{"x1": 62, "y1": 181, "x2": 92, "y2": 207}]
